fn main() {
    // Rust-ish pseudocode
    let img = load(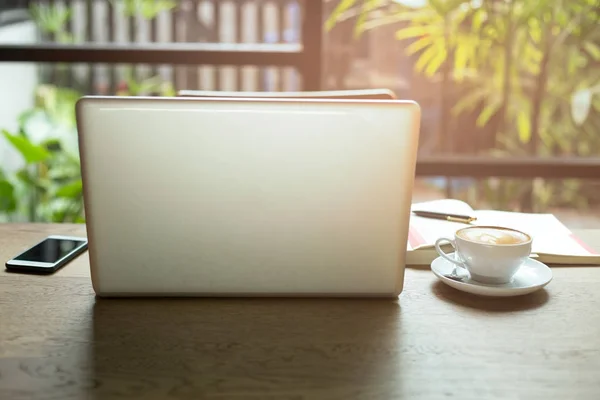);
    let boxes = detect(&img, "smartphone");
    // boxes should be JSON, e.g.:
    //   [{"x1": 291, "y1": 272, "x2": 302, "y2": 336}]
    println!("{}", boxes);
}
[{"x1": 5, "y1": 235, "x2": 88, "y2": 274}]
